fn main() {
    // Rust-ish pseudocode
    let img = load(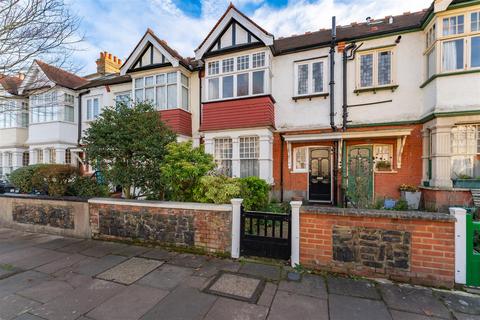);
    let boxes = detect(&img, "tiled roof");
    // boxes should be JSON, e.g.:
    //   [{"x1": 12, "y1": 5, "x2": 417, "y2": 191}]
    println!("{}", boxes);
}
[
  {"x1": 76, "y1": 74, "x2": 131, "y2": 90},
  {"x1": 35, "y1": 60, "x2": 89, "y2": 89},
  {"x1": 0, "y1": 75, "x2": 23, "y2": 95},
  {"x1": 273, "y1": 10, "x2": 428, "y2": 55}
]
